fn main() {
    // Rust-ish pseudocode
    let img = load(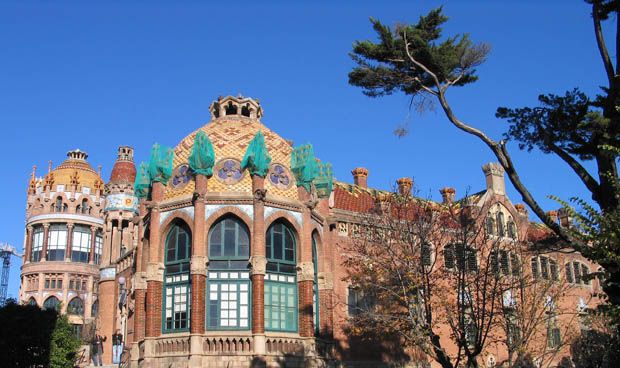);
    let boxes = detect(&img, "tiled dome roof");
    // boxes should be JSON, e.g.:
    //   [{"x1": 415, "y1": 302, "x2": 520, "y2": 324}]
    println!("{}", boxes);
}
[
  {"x1": 163, "y1": 96, "x2": 297, "y2": 201},
  {"x1": 47, "y1": 149, "x2": 103, "y2": 191}
]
